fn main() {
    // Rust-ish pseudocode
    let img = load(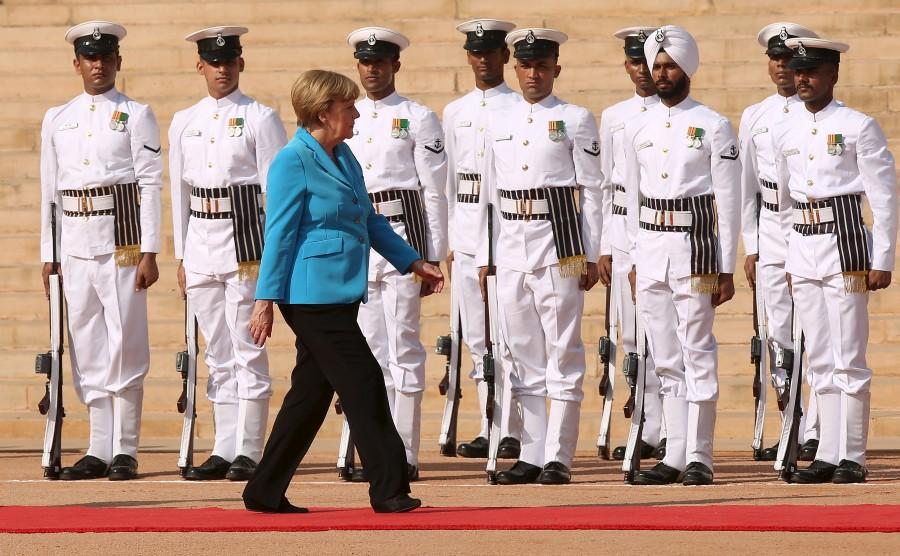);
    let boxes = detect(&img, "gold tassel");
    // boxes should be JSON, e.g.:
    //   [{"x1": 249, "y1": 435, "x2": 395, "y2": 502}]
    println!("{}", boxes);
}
[
  {"x1": 843, "y1": 271, "x2": 868, "y2": 293},
  {"x1": 115, "y1": 245, "x2": 141, "y2": 267},
  {"x1": 558, "y1": 255, "x2": 587, "y2": 278},
  {"x1": 238, "y1": 261, "x2": 260, "y2": 282},
  {"x1": 691, "y1": 274, "x2": 720, "y2": 294}
]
